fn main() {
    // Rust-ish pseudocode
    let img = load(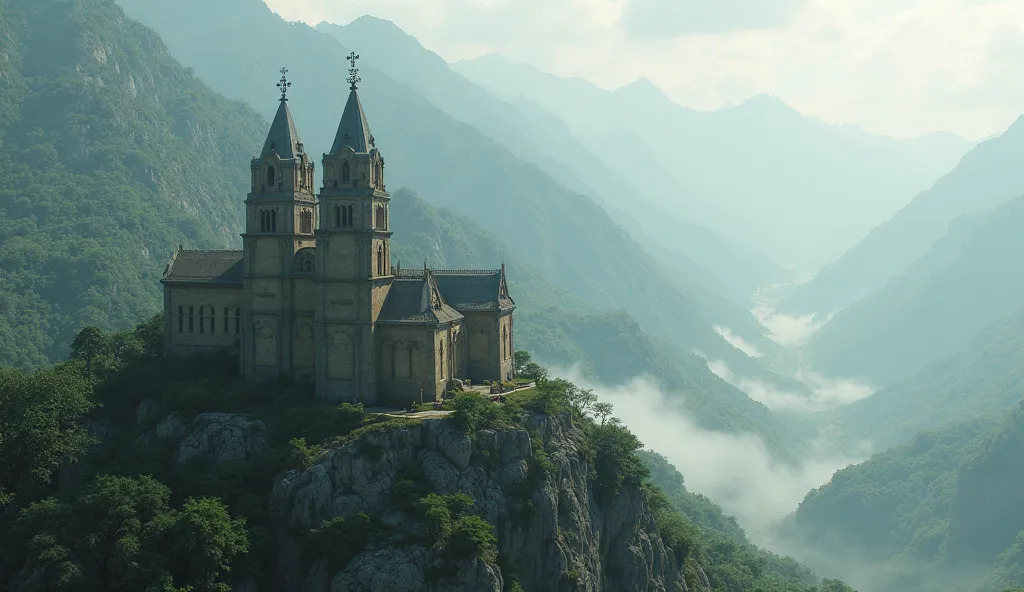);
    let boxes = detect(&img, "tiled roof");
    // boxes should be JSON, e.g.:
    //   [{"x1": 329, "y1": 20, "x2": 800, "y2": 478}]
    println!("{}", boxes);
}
[
  {"x1": 259, "y1": 100, "x2": 304, "y2": 160},
  {"x1": 433, "y1": 271, "x2": 515, "y2": 312},
  {"x1": 162, "y1": 250, "x2": 243, "y2": 285},
  {"x1": 377, "y1": 278, "x2": 462, "y2": 325},
  {"x1": 330, "y1": 89, "x2": 375, "y2": 155}
]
